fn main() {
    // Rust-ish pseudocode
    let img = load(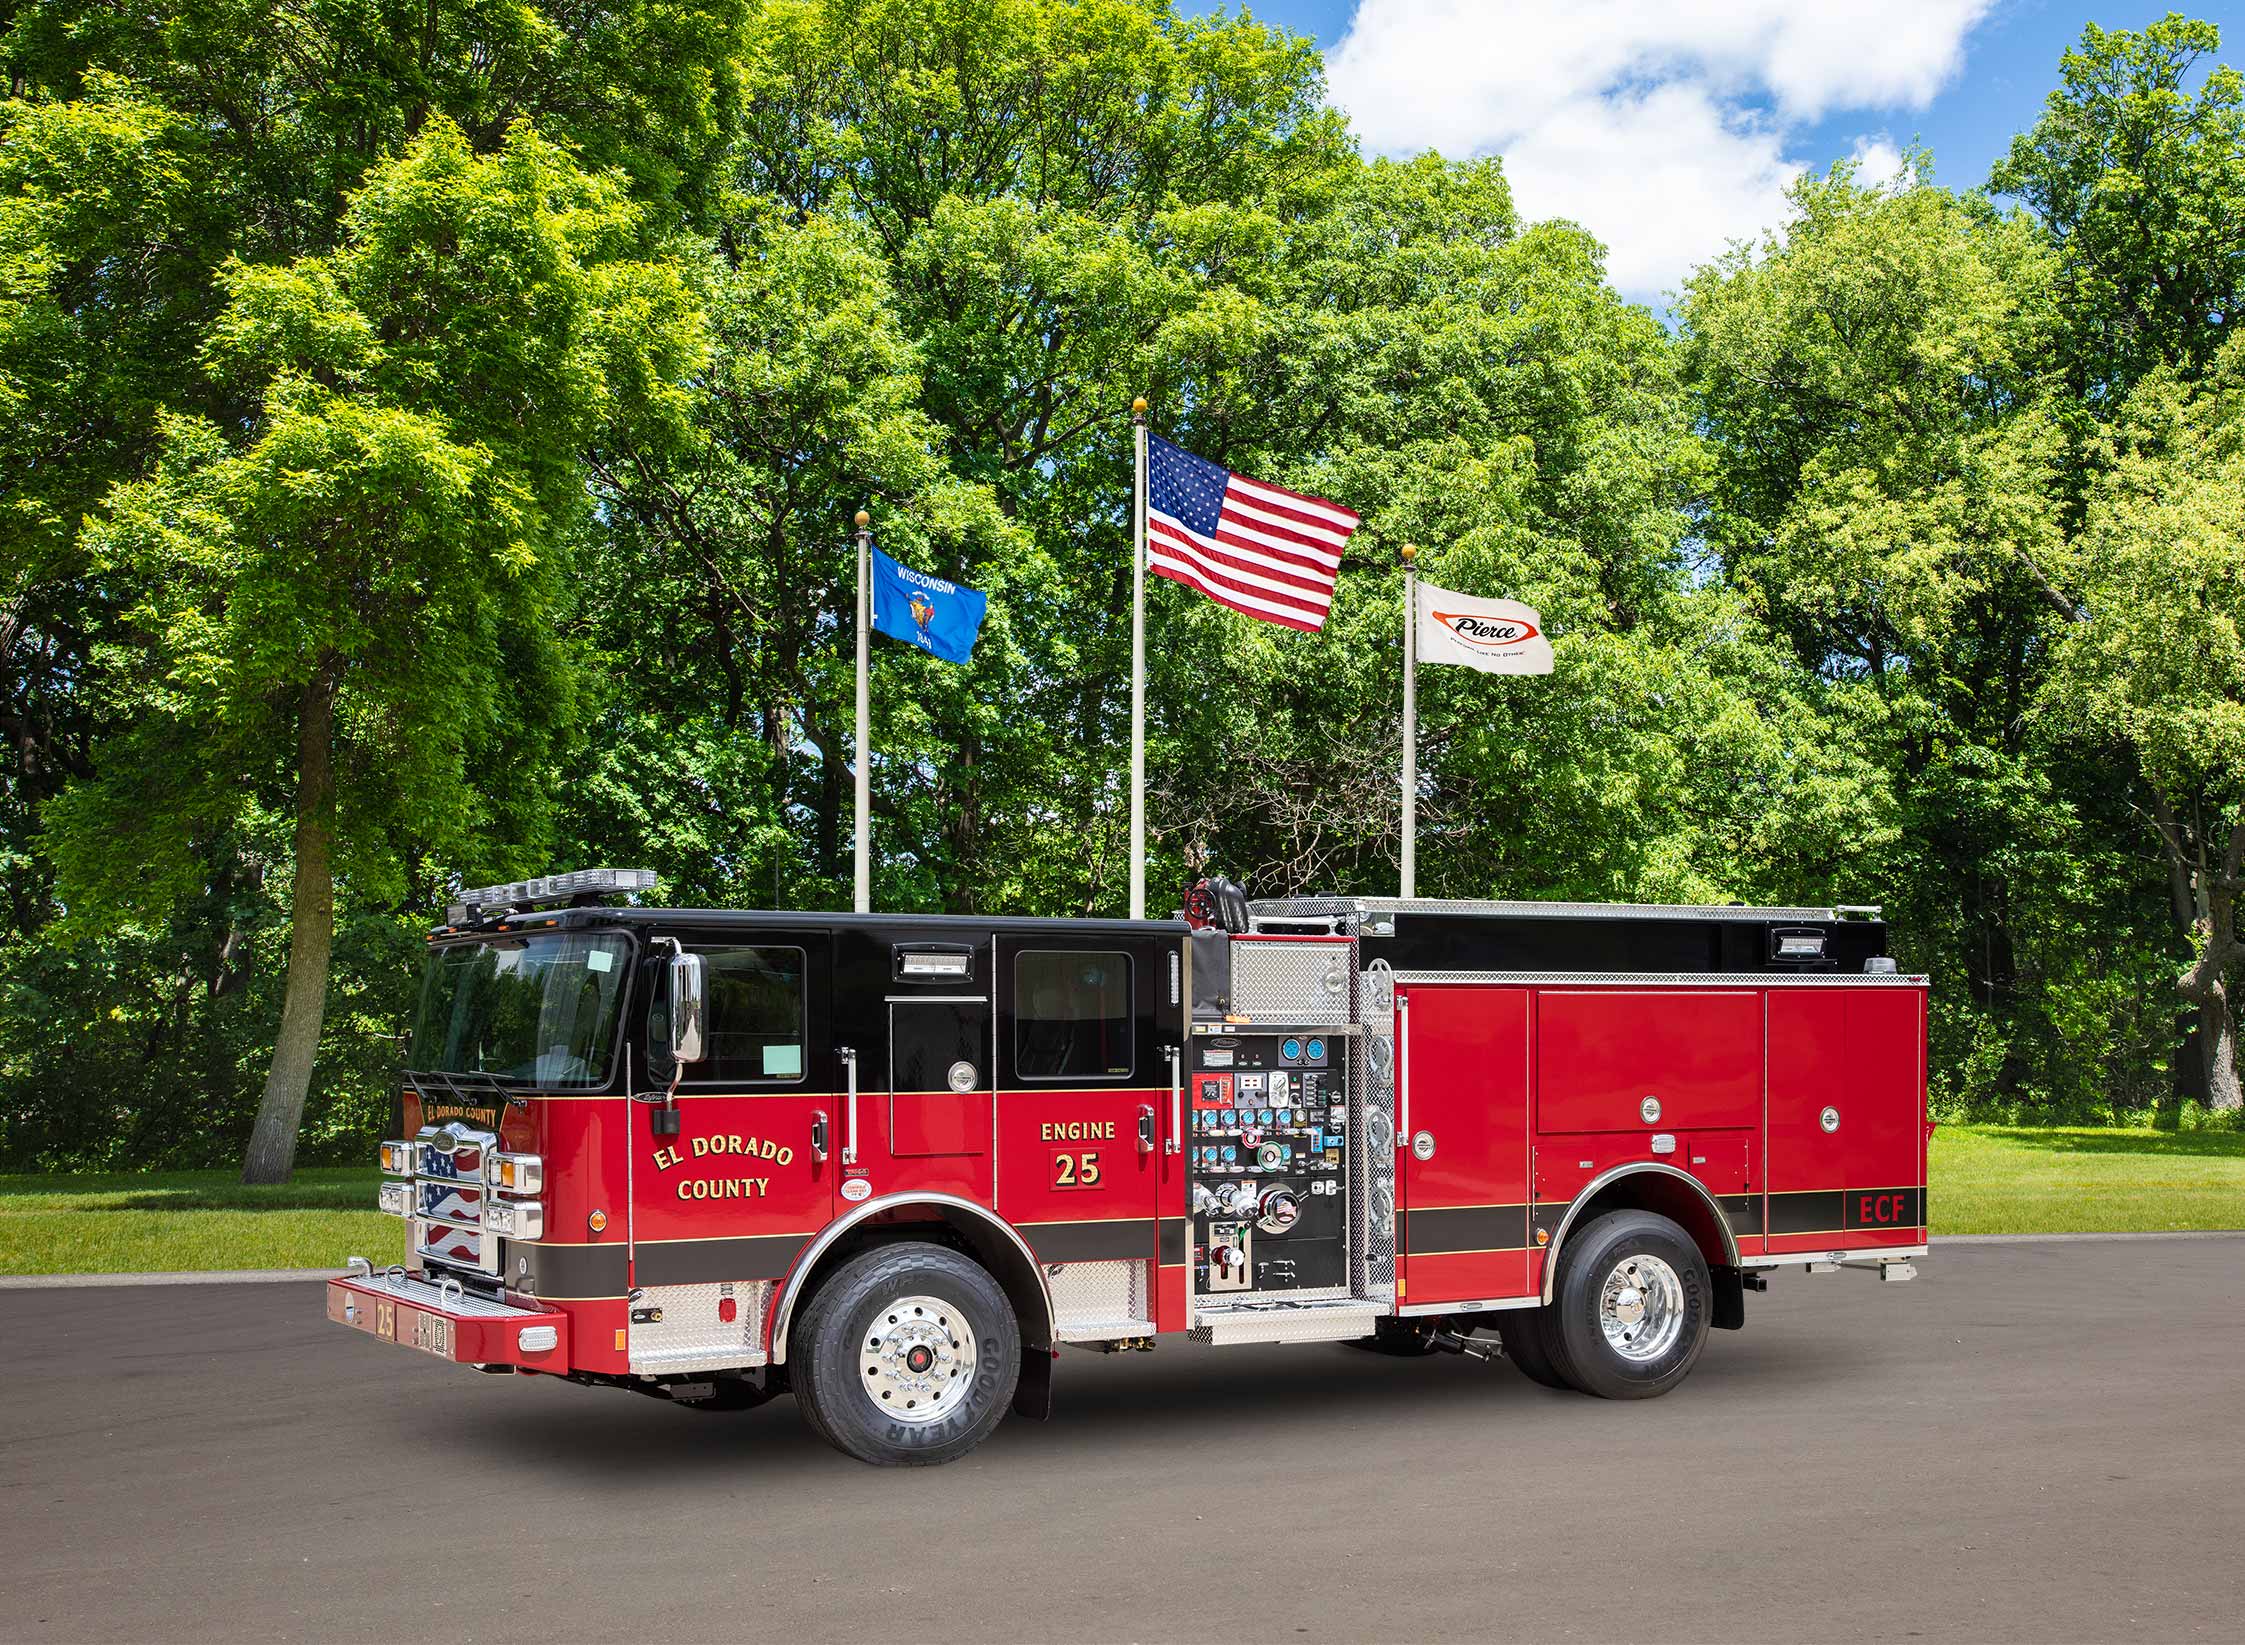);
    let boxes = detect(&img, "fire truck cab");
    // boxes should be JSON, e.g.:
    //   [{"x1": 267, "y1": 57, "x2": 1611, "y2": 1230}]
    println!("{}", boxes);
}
[{"x1": 330, "y1": 870, "x2": 1928, "y2": 1465}]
